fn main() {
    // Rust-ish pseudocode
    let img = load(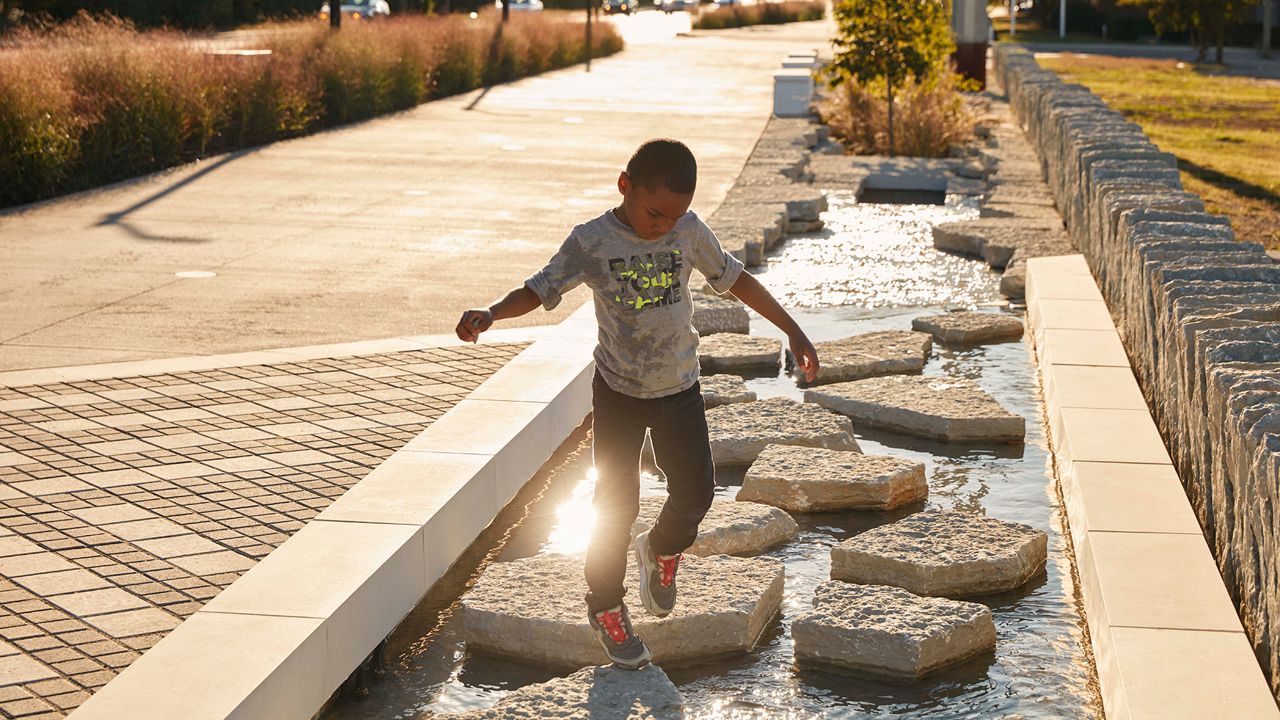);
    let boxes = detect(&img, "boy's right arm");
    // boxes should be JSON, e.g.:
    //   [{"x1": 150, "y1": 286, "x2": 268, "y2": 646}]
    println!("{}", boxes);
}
[{"x1": 455, "y1": 286, "x2": 542, "y2": 343}]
